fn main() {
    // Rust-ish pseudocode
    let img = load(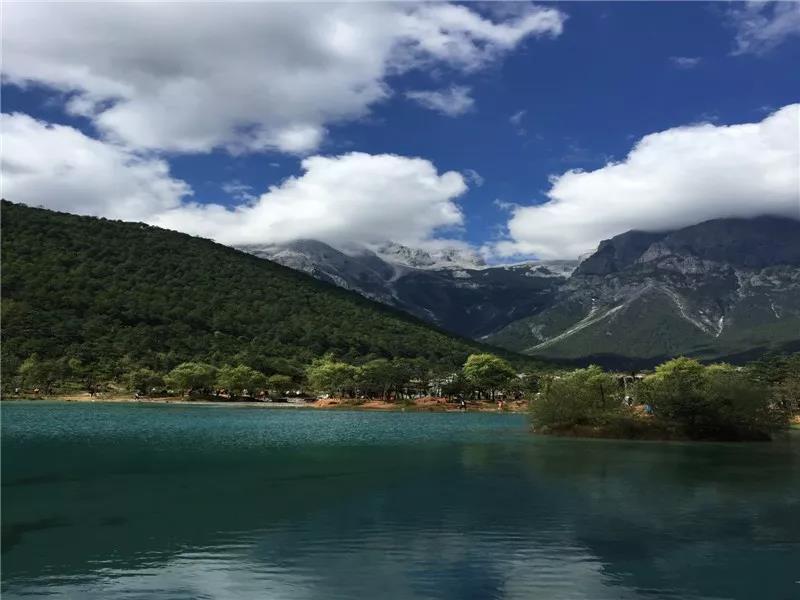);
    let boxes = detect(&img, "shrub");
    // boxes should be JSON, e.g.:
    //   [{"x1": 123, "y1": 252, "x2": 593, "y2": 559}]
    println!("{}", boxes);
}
[
  {"x1": 530, "y1": 366, "x2": 625, "y2": 430},
  {"x1": 639, "y1": 358, "x2": 787, "y2": 440}
]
